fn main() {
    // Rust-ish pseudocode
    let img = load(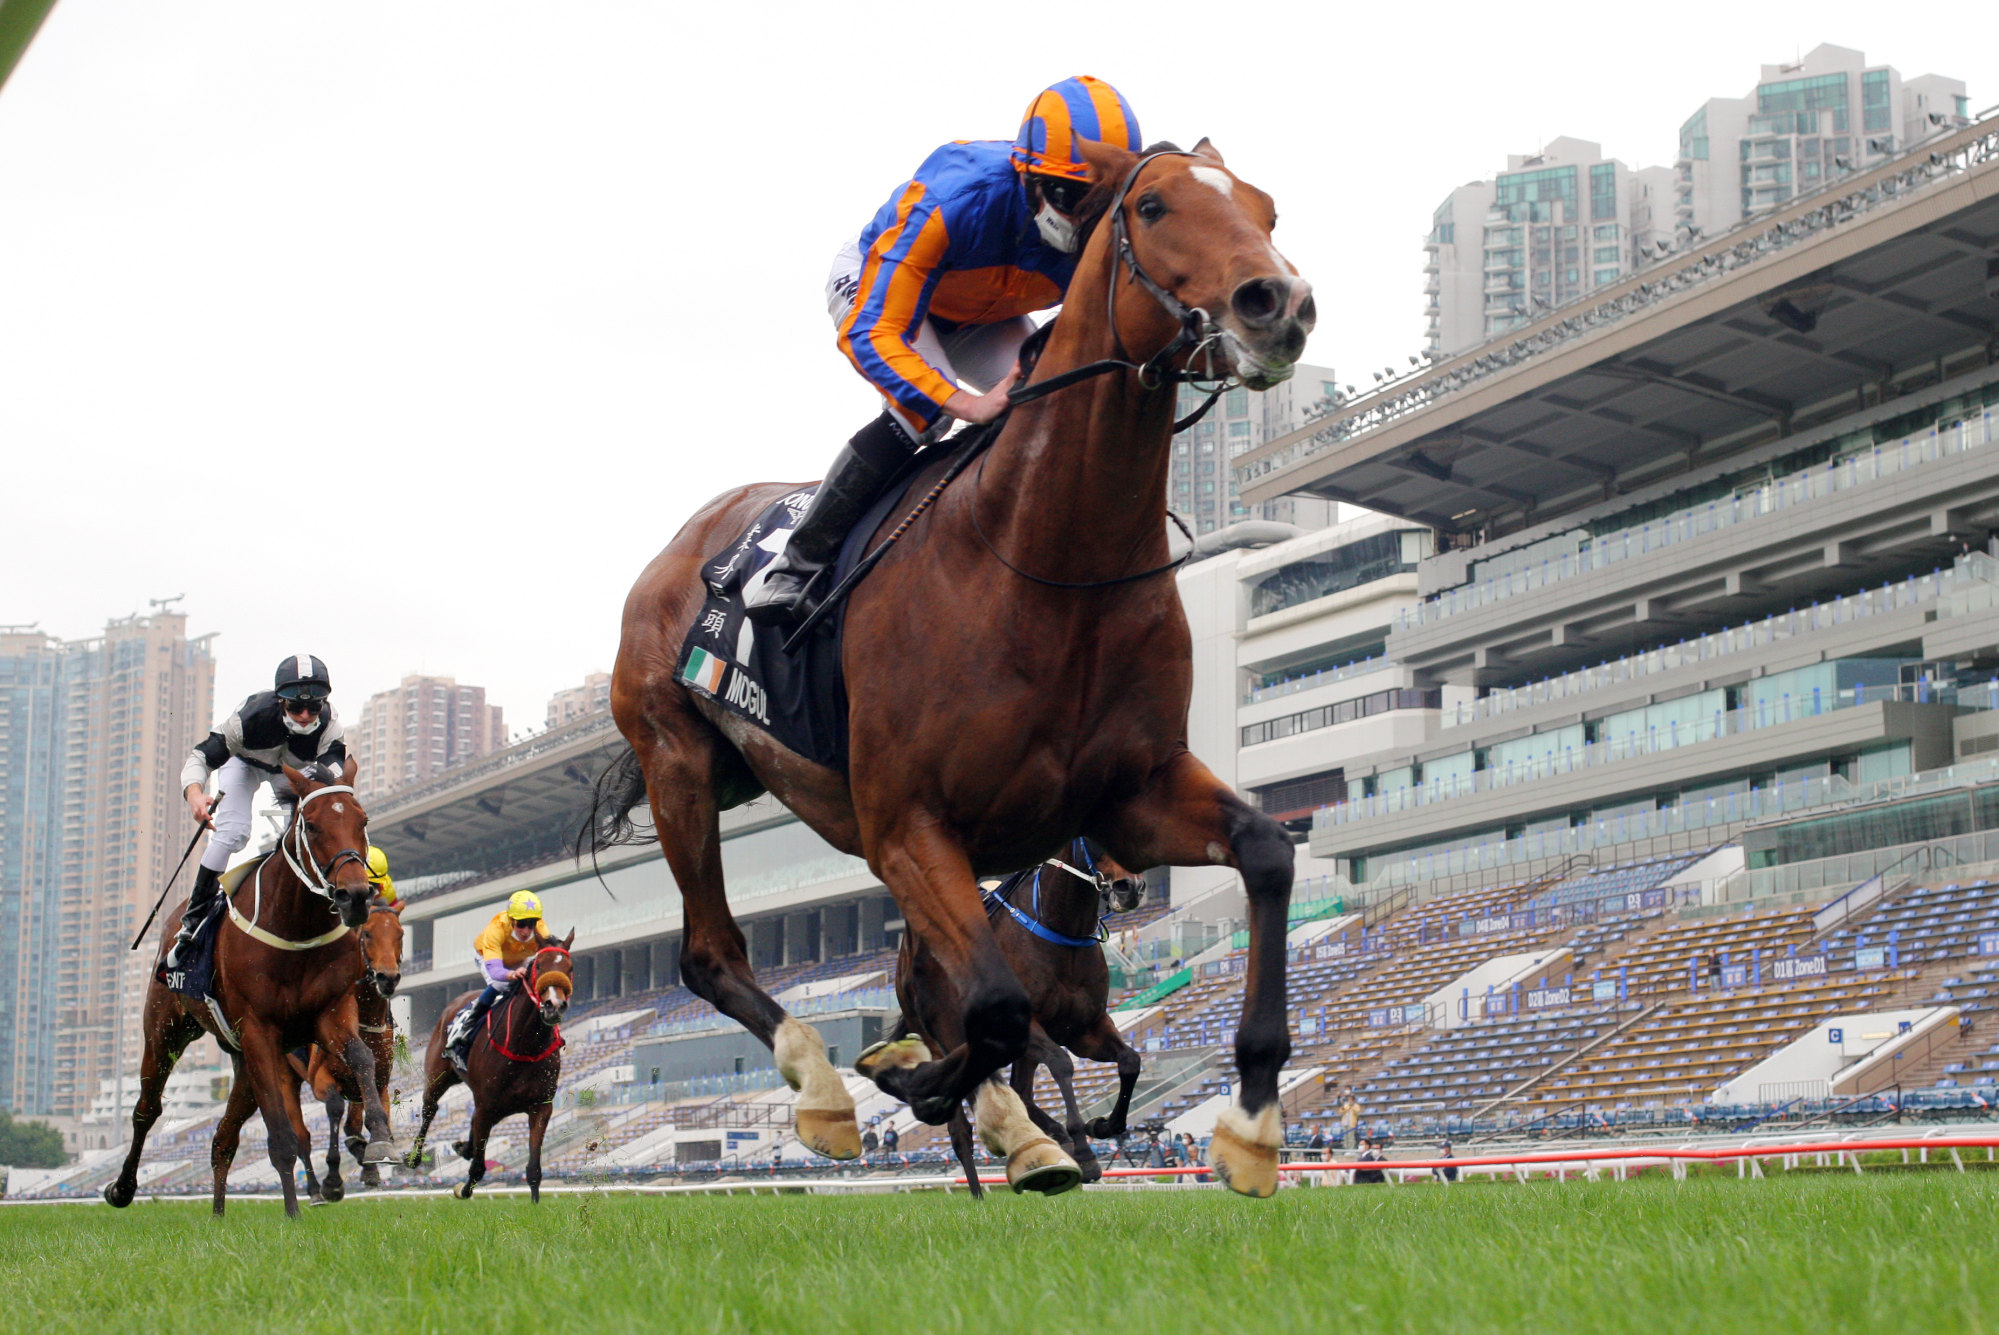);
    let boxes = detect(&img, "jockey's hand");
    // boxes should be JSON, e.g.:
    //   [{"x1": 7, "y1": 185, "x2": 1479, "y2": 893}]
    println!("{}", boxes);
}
[
  {"x1": 943, "y1": 365, "x2": 1022, "y2": 425},
  {"x1": 507, "y1": 966, "x2": 528, "y2": 982},
  {"x1": 184, "y1": 783, "x2": 213, "y2": 829}
]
